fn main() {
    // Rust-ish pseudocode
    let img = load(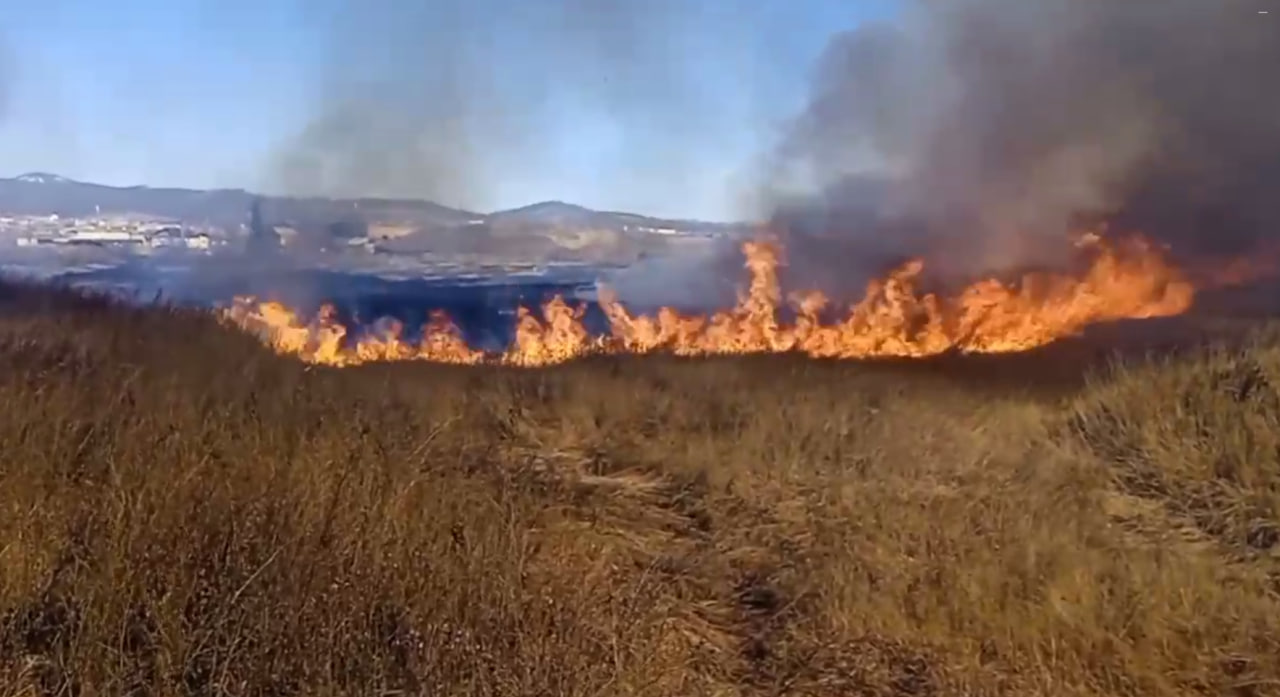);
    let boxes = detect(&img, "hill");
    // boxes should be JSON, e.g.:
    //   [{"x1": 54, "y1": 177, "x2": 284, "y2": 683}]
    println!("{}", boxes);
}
[
  {"x1": 1, "y1": 281, "x2": 1278, "y2": 695},
  {"x1": 0, "y1": 173, "x2": 742, "y2": 236}
]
